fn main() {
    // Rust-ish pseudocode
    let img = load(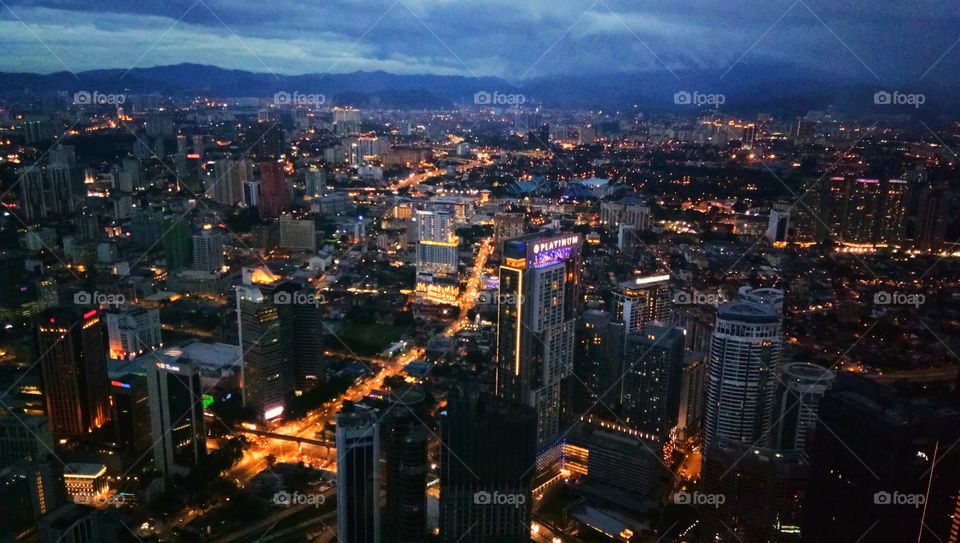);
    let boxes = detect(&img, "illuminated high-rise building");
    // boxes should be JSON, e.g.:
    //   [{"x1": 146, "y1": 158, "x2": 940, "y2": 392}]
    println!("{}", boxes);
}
[
  {"x1": 209, "y1": 159, "x2": 252, "y2": 206},
  {"x1": 703, "y1": 299, "x2": 783, "y2": 448},
  {"x1": 236, "y1": 268, "x2": 295, "y2": 421},
  {"x1": 37, "y1": 307, "x2": 110, "y2": 438},
  {"x1": 147, "y1": 360, "x2": 206, "y2": 476},
  {"x1": 336, "y1": 411, "x2": 381, "y2": 543},
  {"x1": 496, "y1": 232, "x2": 581, "y2": 446},
  {"x1": 612, "y1": 275, "x2": 672, "y2": 335},
  {"x1": 620, "y1": 324, "x2": 686, "y2": 437},
  {"x1": 191, "y1": 227, "x2": 224, "y2": 272},
  {"x1": 414, "y1": 209, "x2": 459, "y2": 304},
  {"x1": 104, "y1": 305, "x2": 162, "y2": 361}
]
